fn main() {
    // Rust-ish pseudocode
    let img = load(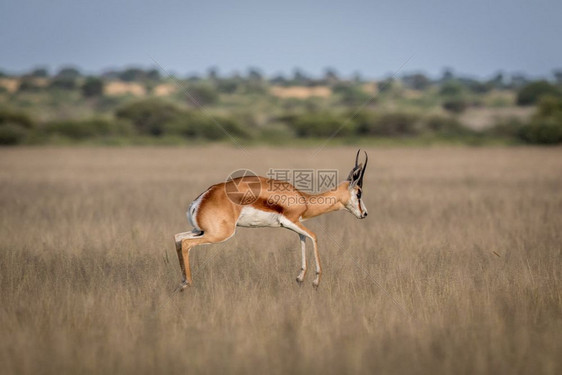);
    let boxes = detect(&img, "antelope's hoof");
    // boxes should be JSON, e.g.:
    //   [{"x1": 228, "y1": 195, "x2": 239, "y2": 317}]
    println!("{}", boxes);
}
[
  {"x1": 296, "y1": 277, "x2": 304, "y2": 286},
  {"x1": 178, "y1": 281, "x2": 190, "y2": 292},
  {"x1": 312, "y1": 281, "x2": 320, "y2": 290}
]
